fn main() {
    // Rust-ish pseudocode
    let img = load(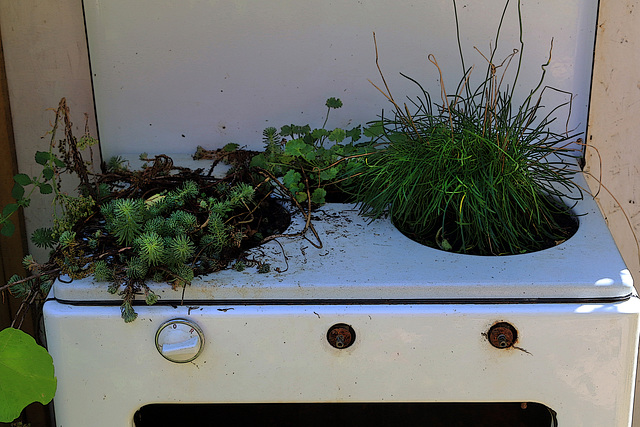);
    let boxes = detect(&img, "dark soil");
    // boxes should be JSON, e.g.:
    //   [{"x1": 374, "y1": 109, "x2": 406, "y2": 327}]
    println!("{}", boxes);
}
[{"x1": 395, "y1": 196, "x2": 579, "y2": 256}]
